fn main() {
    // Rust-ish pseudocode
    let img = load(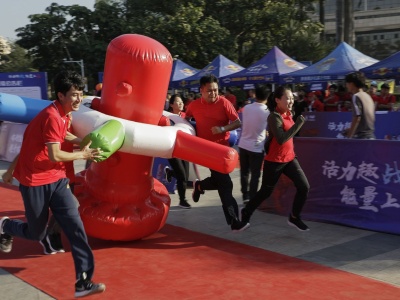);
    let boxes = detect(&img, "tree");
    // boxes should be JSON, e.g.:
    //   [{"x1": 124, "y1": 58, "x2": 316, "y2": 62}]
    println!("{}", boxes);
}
[
  {"x1": 15, "y1": 2, "x2": 127, "y2": 91},
  {"x1": 0, "y1": 37, "x2": 34, "y2": 72},
  {"x1": 12, "y1": 0, "x2": 330, "y2": 86}
]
